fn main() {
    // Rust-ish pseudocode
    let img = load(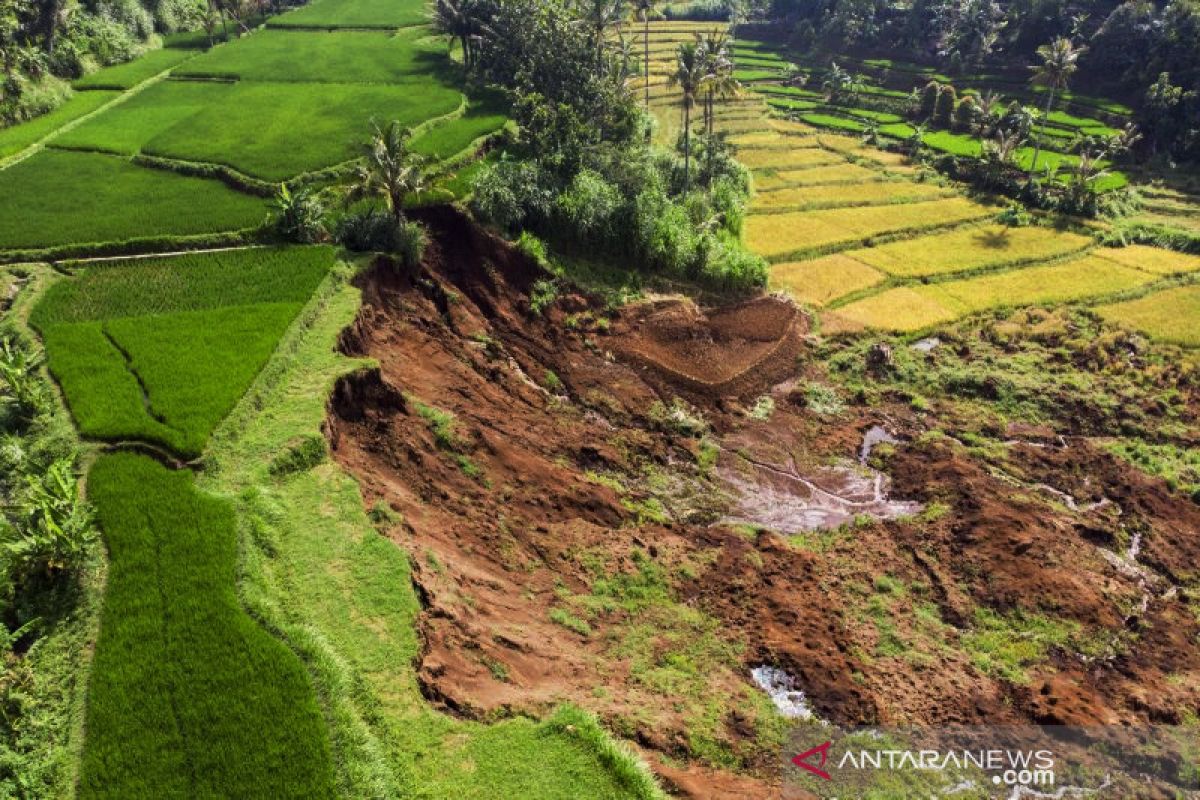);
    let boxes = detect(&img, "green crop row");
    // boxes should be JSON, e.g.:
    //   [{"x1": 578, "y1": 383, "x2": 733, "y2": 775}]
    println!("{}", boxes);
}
[{"x1": 79, "y1": 453, "x2": 336, "y2": 798}]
